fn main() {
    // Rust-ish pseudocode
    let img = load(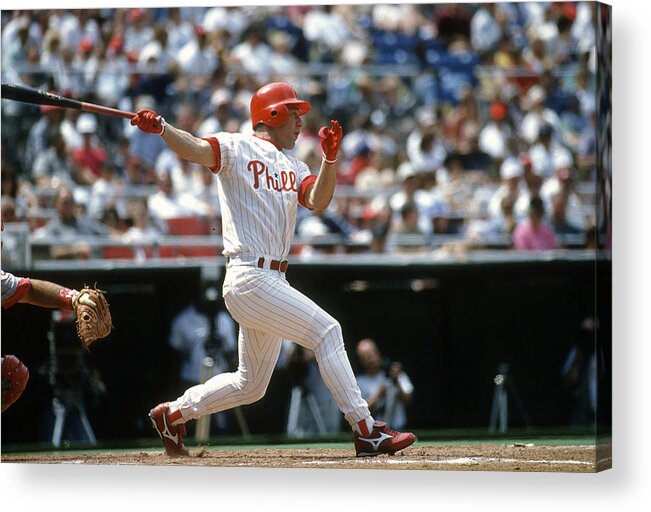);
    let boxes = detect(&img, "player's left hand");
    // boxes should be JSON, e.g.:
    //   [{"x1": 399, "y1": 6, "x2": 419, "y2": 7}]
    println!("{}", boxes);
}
[
  {"x1": 318, "y1": 120, "x2": 343, "y2": 163},
  {"x1": 131, "y1": 108, "x2": 166, "y2": 135}
]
